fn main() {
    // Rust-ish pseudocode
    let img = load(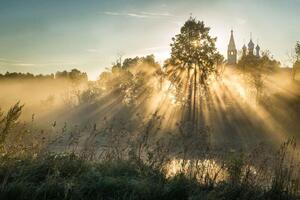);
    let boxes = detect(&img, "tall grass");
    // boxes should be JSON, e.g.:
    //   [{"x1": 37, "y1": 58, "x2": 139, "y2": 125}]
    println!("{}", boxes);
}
[
  {"x1": 0, "y1": 102, "x2": 299, "y2": 200},
  {"x1": 0, "y1": 149, "x2": 299, "y2": 200}
]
